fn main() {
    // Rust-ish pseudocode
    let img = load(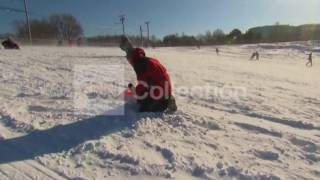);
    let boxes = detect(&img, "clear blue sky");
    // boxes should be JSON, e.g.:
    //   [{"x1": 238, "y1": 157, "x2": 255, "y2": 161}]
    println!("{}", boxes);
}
[{"x1": 0, "y1": 0, "x2": 319, "y2": 37}]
